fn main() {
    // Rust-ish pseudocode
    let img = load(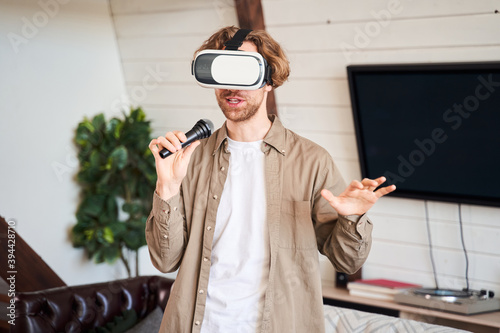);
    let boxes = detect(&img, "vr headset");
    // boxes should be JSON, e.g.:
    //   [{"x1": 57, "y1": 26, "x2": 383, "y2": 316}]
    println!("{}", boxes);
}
[{"x1": 191, "y1": 29, "x2": 273, "y2": 90}]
